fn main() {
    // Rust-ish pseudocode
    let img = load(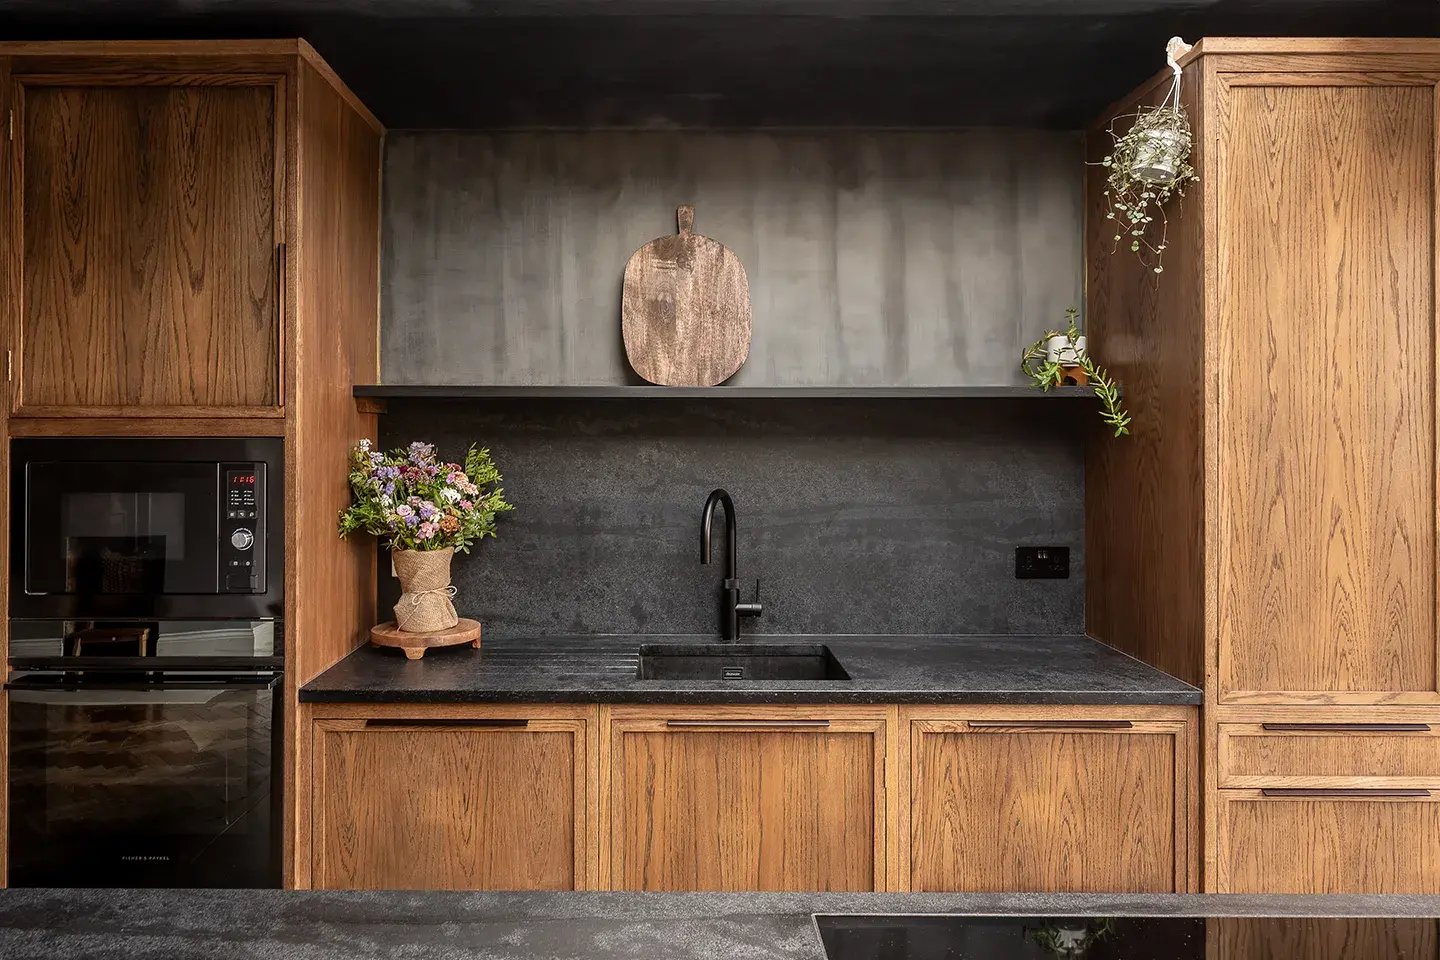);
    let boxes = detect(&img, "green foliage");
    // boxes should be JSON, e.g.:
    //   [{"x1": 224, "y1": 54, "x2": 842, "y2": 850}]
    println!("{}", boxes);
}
[
  {"x1": 1020, "y1": 307, "x2": 1132, "y2": 438},
  {"x1": 337, "y1": 440, "x2": 514, "y2": 552},
  {"x1": 1098, "y1": 104, "x2": 1199, "y2": 276}
]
